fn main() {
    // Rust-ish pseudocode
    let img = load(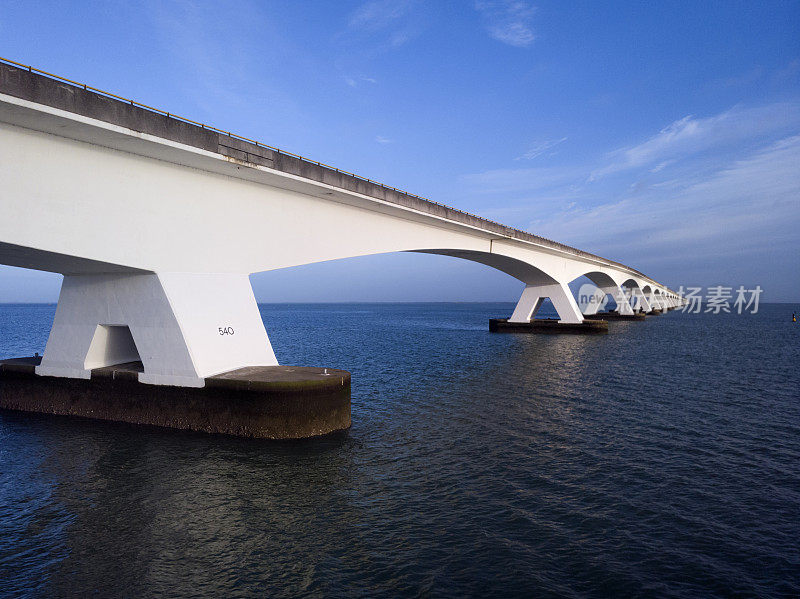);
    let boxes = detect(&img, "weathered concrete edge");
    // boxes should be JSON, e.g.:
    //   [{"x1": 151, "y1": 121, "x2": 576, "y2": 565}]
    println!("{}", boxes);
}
[
  {"x1": 488, "y1": 318, "x2": 608, "y2": 334},
  {"x1": 0, "y1": 61, "x2": 668, "y2": 288},
  {"x1": 0, "y1": 360, "x2": 352, "y2": 439},
  {"x1": 584, "y1": 312, "x2": 647, "y2": 321}
]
